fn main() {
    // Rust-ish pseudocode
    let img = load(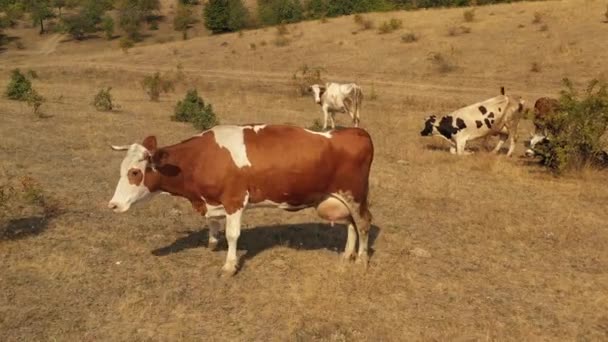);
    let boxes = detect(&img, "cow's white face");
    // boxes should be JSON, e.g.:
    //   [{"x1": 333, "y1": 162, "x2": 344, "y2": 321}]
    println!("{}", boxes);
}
[
  {"x1": 309, "y1": 84, "x2": 325, "y2": 104},
  {"x1": 108, "y1": 143, "x2": 153, "y2": 213}
]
